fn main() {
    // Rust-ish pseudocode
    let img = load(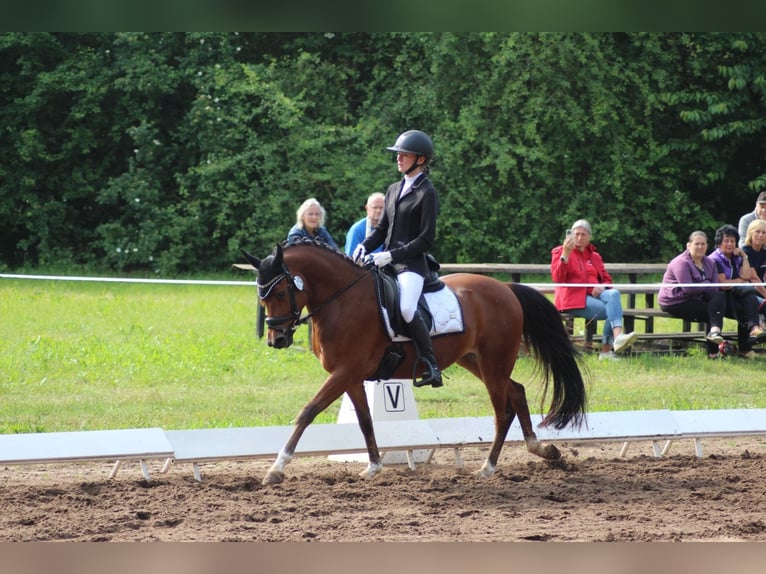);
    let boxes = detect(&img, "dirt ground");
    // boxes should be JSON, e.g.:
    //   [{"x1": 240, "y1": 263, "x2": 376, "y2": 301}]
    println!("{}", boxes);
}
[{"x1": 1, "y1": 437, "x2": 765, "y2": 542}]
